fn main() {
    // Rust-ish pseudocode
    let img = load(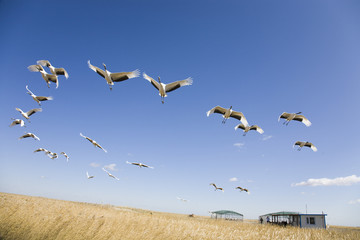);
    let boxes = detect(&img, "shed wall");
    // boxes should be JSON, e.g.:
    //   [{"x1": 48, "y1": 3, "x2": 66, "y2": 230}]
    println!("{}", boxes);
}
[{"x1": 300, "y1": 215, "x2": 326, "y2": 229}]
